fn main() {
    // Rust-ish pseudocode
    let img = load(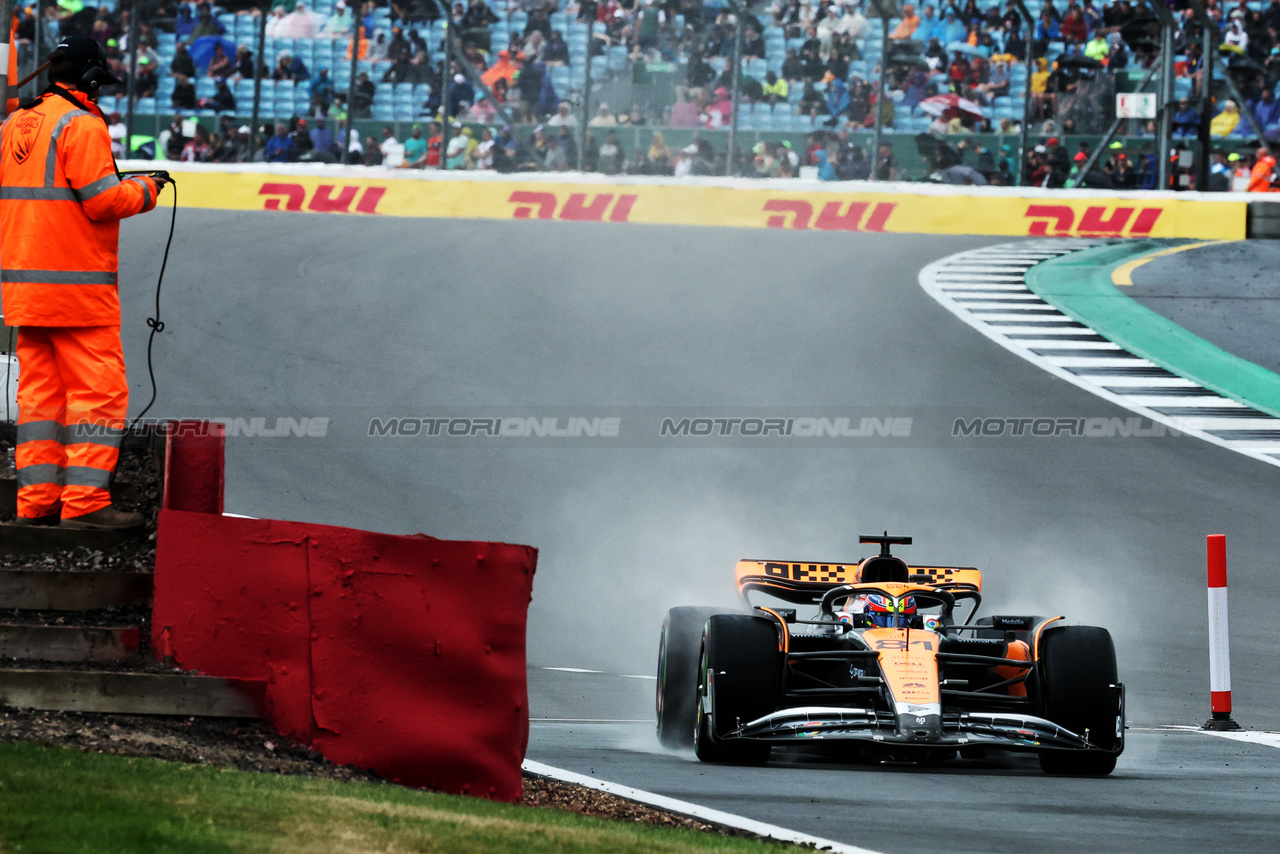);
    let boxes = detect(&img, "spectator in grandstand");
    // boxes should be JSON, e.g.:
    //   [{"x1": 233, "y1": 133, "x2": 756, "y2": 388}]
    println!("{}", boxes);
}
[
  {"x1": 379, "y1": 125, "x2": 405, "y2": 166},
  {"x1": 191, "y1": 8, "x2": 225, "y2": 39},
  {"x1": 265, "y1": 123, "x2": 296, "y2": 162},
  {"x1": 647, "y1": 130, "x2": 671, "y2": 169},
  {"x1": 1060, "y1": 6, "x2": 1086, "y2": 44},
  {"x1": 762, "y1": 70, "x2": 788, "y2": 105},
  {"x1": 199, "y1": 78, "x2": 237, "y2": 112},
  {"x1": 482, "y1": 49, "x2": 518, "y2": 88},
  {"x1": 287, "y1": 119, "x2": 312, "y2": 157},
  {"x1": 214, "y1": 125, "x2": 250, "y2": 163},
  {"x1": 170, "y1": 73, "x2": 195, "y2": 109},
  {"x1": 284, "y1": 2, "x2": 320, "y2": 38},
  {"x1": 875, "y1": 142, "x2": 897, "y2": 180},
  {"x1": 174, "y1": 5, "x2": 197, "y2": 40},
  {"x1": 394, "y1": 123, "x2": 424, "y2": 166},
  {"x1": 274, "y1": 51, "x2": 311, "y2": 82},
  {"x1": 541, "y1": 134, "x2": 568, "y2": 171},
  {"x1": 1033, "y1": 10, "x2": 1060, "y2": 54},
  {"x1": 1030, "y1": 56, "x2": 1050, "y2": 119},
  {"x1": 310, "y1": 68, "x2": 334, "y2": 113},
  {"x1": 459, "y1": 0, "x2": 498, "y2": 50},
  {"x1": 596, "y1": 129, "x2": 622, "y2": 173},
  {"x1": 915, "y1": 4, "x2": 942, "y2": 43},
  {"x1": 264, "y1": 6, "x2": 288, "y2": 38},
  {"x1": 781, "y1": 47, "x2": 803, "y2": 81},
  {"x1": 170, "y1": 42, "x2": 196, "y2": 78},
  {"x1": 350, "y1": 71, "x2": 375, "y2": 116},
  {"x1": 362, "y1": 134, "x2": 382, "y2": 165},
  {"x1": 132, "y1": 55, "x2": 158, "y2": 97},
  {"x1": 543, "y1": 29, "x2": 569, "y2": 65},
  {"x1": 589, "y1": 102, "x2": 618, "y2": 127},
  {"x1": 368, "y1": 31, "x2": 389, "y2": 63},
  {"x1": 889, "y1": 4, "x2": 919, "y2": 40},
  {"x1": 548, "y1": 100, "x2": 579, "y2": 127},
  {"x1": 939, "y1": 9, "x2": 966, "y2": 45},
  {"x1": 555, "y1": 124, "x2": 578, "y2": 163},
  {"x1": 470, "y1": 93, "x2": 498, "y2": 122},
  {"x1": 1172, "y1": 99, "x2": 1200, "y2": 137},
  {"x1": 424, "y1": 122, "x2": 445, "y2": 167},
  {"x1": 1212, "y1": 100, "x2": 1242, "y2": 136},
  {"x1": 233, "y1": 45, "x2": 253, "y2": 79},
  {"x1": 1205, "y1": 150, "x2": 1231, "y2": 191},
  {"x1": 1083, "y1": 31, "x2": 1109, "y2": 63},
  {"x1": 323, "y1": 0, "x2": 354, "y2": 37},
  {"x1": 387, "y1": 26, "x2": 412, "y2": 64},
  {"x1": 1253, "y1": 89, "x2": 1280, "y2": 137},
  {"x1": 310, "y1": 117, "x2": 336, "y2": 157},
  {"x1": 180, "y1": 125, "x2": 214, "y2": 162},
  {"x1": 799, "y1": 43, "x2": 824, "y2": 80},
  {"x1": 201, "y1": 42, "x2": 230, "y2": 79}
]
